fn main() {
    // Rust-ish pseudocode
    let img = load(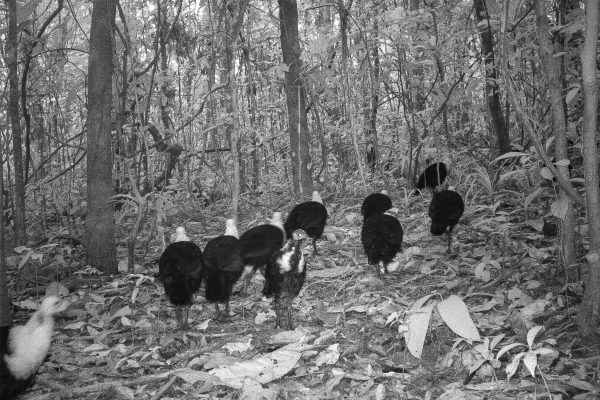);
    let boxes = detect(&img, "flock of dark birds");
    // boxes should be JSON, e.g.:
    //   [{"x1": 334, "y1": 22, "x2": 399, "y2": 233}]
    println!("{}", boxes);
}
[{"x1": 1, "y1": 161, "x2": 465, "y2": 399}]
